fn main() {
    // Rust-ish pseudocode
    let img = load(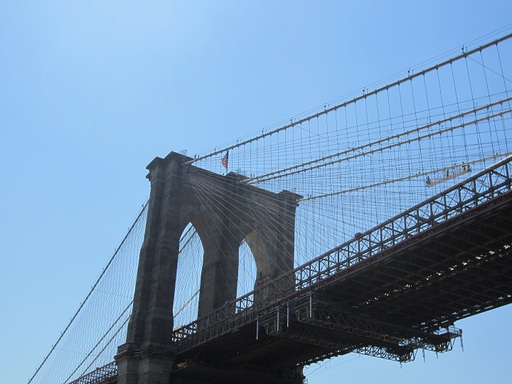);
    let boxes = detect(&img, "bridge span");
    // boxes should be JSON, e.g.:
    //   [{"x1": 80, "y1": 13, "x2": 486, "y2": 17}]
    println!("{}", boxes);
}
[
  {"x1": 27, "y1": 31, "x2": 512, "y2": 384},
  {"x1": 72, "y1": 155, "x2": 512, "y2": 384}
]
